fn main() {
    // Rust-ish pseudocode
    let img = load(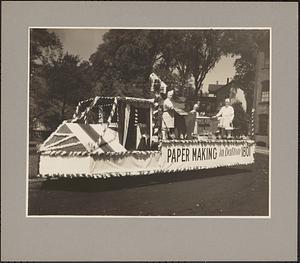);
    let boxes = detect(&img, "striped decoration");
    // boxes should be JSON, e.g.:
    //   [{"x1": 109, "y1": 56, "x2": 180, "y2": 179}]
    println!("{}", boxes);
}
[
  {"x1": 116, "y1": 106, "x2": 119, "y2": 124},
  {"x1": 250, "y1": 108, "x2": 255, "y2": 138},
  {"x1": 106, "y1": 97, "x2": 117, "y2": 126},
  {"x1": 160, "y1": 139, "x2": 255, "y2": 146},
  {"x1": 72, "y1": 98, "x2": 94, "y2": 122},
  {"x1": 152, "y1": 93, "x2": 161, "y2": 136},
  {"x1": 98, "y1": 105, "x2": 103, "y2": 123}
]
